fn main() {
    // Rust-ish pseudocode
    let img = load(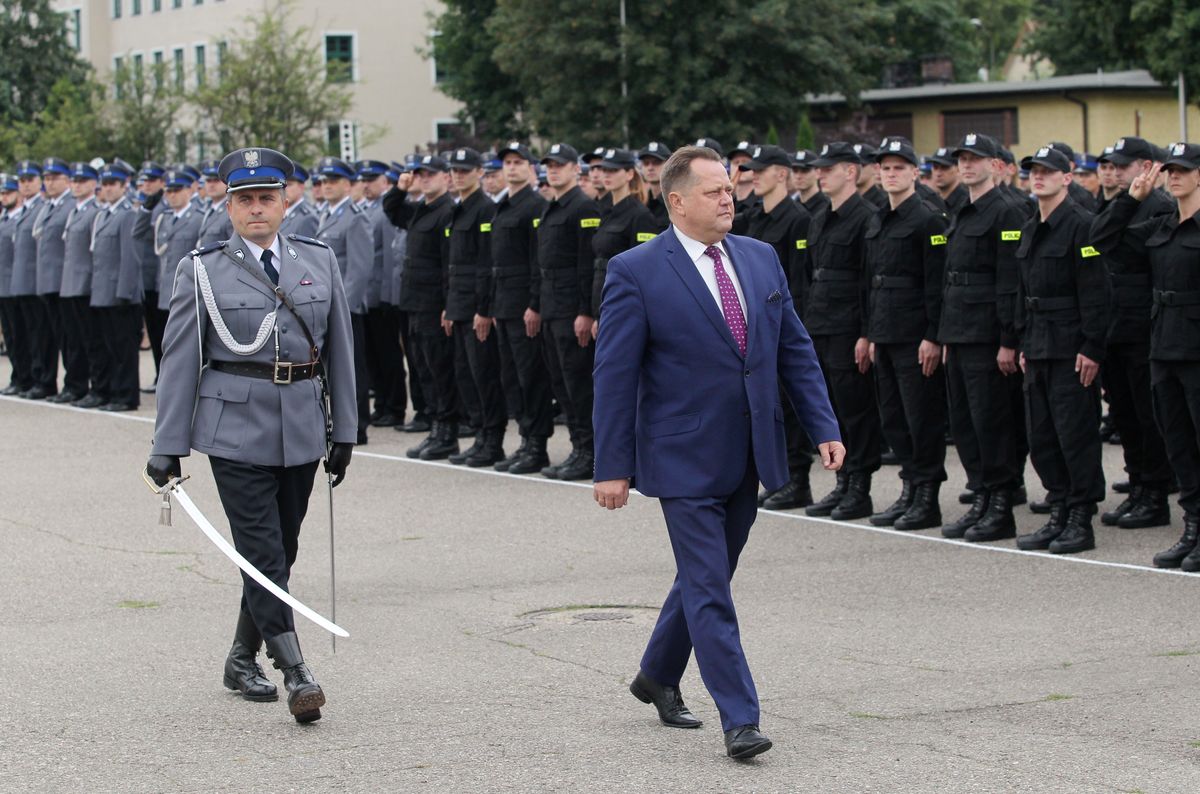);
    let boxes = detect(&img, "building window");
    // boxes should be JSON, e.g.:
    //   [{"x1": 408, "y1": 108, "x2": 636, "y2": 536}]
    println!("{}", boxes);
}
[
  {"x1": 112, "y1": 0, "x2": 121, "y2": 19},
  {"x1": 152, "y1": 50, "x2": 164, "y2": 90},
  {"x1": 132, "y1": 0, "x2": 141, "y2": 14},
  {"x1": 173, "y1": 47, "x2": 184, "y2": 88},
  {"x1": 216, "y1": 40, "x2": 227, "y2": 80},
  {"x1": 325, "y1": 34, "x2": 354, "y2": 83},
  {"x1": 132, "y1": 52, "x2": 143, "y2": 86},
  {"x1": 66, "y1": 9, "x2": 82, "y2": 51},
  {"x1": 173, "y1": 0, "x2": 181, "y2": 8},
  {"x1": 194, "y1": 0, "x2": 203, "y2": 5},
  {"x1": 429, "y1": 30, "x2": 447, "y2": 84},
  {"x1": 941, "y1": 108, "x2": 1019, "y2": 148},
  {"x1": 435, "y1": 120, "x2": 468, "y2": 147},
  {"x1": 153, "y1": 0, "x2": 161, "y2": 11},
  {"x1": 175, "y1": 132, "x2": 188, "y2": 162},
  {"x1": 113, "y1": 56, "x2": 124, "y2": 98},
  {"x1": 195, "y1": 44, "x2": 206, "y2": 87}
]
